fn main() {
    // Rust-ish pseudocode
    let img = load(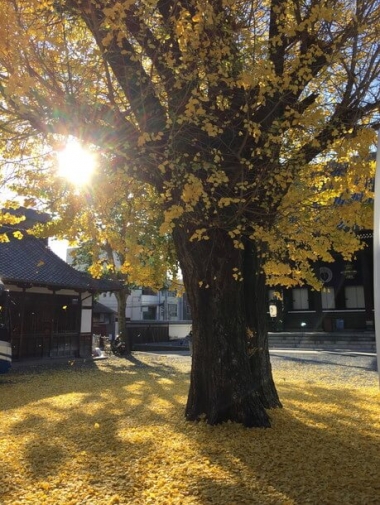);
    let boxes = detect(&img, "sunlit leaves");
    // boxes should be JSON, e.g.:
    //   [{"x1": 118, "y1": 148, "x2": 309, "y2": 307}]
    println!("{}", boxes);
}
[
  {"x1": 0, "y1": 354, "x2": 379, "y2": 504},
  {"x1": 0, "y1": 0, "x2": 379, "y2": 287}
]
